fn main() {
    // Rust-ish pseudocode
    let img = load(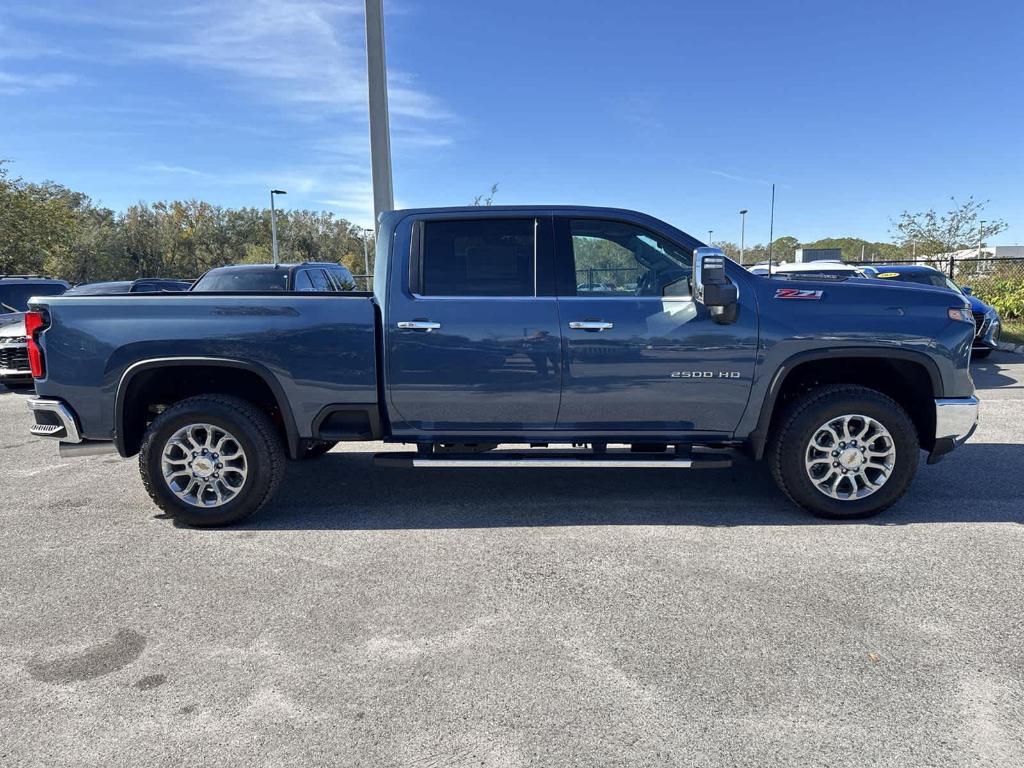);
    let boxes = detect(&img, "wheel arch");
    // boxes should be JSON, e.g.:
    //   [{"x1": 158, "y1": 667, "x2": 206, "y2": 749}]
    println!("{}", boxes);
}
[
  {"x1": 115, "y1": 357, "x2": 300, "y2": 459},
  {"x1": 748, "y1": 348, "x2": 942, "y2": 459}
]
